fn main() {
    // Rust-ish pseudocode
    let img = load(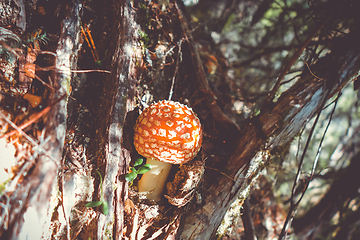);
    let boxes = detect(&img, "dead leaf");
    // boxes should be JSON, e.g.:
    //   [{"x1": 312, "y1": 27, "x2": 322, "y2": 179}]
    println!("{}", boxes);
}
[
  {"x1": 125, "y1": 198, "x2": 135, "y2": 215},
  {"x1": 24, "y1": 63, "x2": 35, "y2": 78},
  {"x1": 23, "y1": 93, "x2": 42, "y2": 108}
]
